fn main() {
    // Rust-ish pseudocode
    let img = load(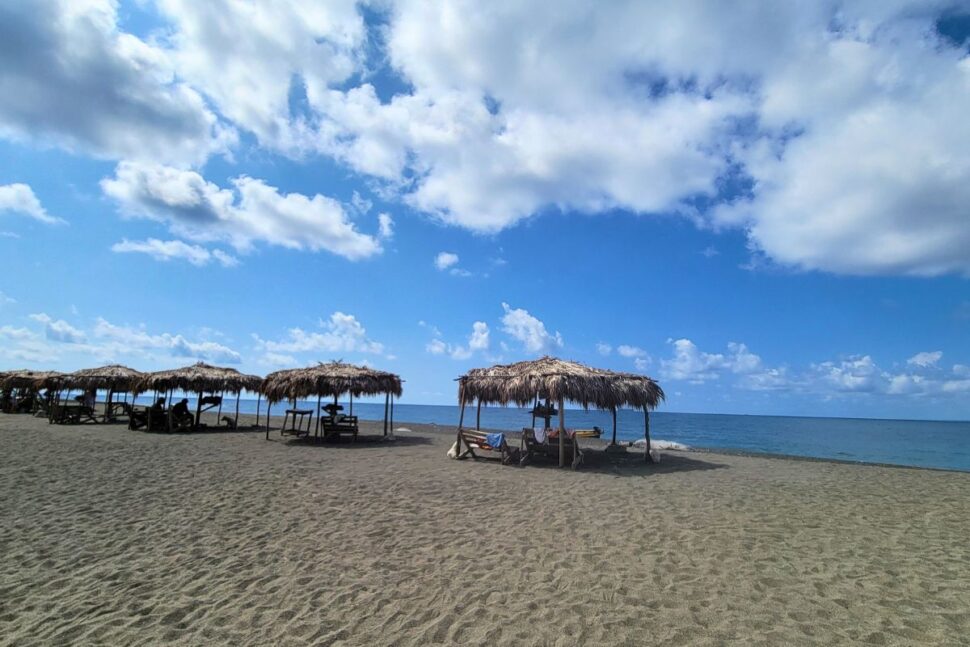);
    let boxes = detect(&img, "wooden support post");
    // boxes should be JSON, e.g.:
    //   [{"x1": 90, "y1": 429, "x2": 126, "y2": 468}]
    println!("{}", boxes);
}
[
  {"x1": 265, "y1": 402, "x2": 272, "y2": 439},
  {"x1": 476, "y1": 399, "x2": 481, "y2": 430},
  {"x1": 194, "y1": 392, "x2": 203, "y2": 430},
  {"x1": 558, "y1": 395, "x2": 566, "y2": 468},
  {"x1": 349, "y1": 390, "x2": 353, "y2": 416},
  {"x1": 644, "y1": 407, "x2": 653, "y2": 463},
  {"x1": 611, "y1": 407, "x2": 618, "y2": 445},
  {"x1": 390, "y1": 394, "x2": 394, "y2": 432},
  {"x1": 316, "y1": 393, "x2": 322, "y2": 438},
  {"x1": 255, "y1": 393, "x2": 261, "y2": 428},
  {"x1": 531, "y1": 393, "x2": 538, "y2": 428},
  {"x1": 383, "y1": 392, "x2": 389, "y2": 436},
  {"x1": 234, "y1": 392, "x2": 241, "y2": 428},
  {"x1": 456, "y1": 388, "x2": 466, "y2": 452}
]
